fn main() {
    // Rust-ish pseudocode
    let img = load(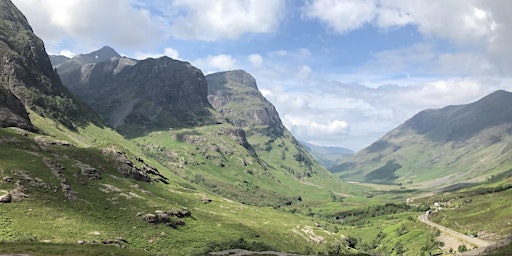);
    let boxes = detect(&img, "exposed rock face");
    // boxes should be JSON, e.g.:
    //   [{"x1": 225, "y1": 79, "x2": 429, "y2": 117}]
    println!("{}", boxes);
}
[
  {"x1": 0, "y1": 0, "x2": 97, "y2": 130},
  {"x1": 43, "y1": 157, "x2": 78, "y2": 200},
  {"x1": 56, "y1": 49, "x2": 219, "y2": 137},
  {"x1": 140, "y1": 208, "x2": 190, "y2": 228},
  {"x1": 206, "y1": 70, "x2": 284, "y2": 132},
  {"x1": 102, "y1": 147, "x2": 168, "y2": 183},
  {"x1": 0, "y1": 87, "x2": 34, "y2": 130}
]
